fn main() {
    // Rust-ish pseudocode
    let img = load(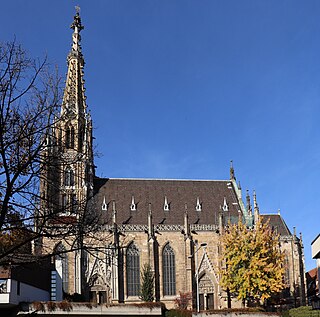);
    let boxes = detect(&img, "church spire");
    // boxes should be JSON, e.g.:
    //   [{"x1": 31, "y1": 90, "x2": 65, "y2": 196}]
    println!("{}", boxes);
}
[
  {"x1": 61, "y1": 7, "x2": 87, "y2": 118},
  {"x1": 69, "y1": 6, "x2": 84, "y2": 60}
]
